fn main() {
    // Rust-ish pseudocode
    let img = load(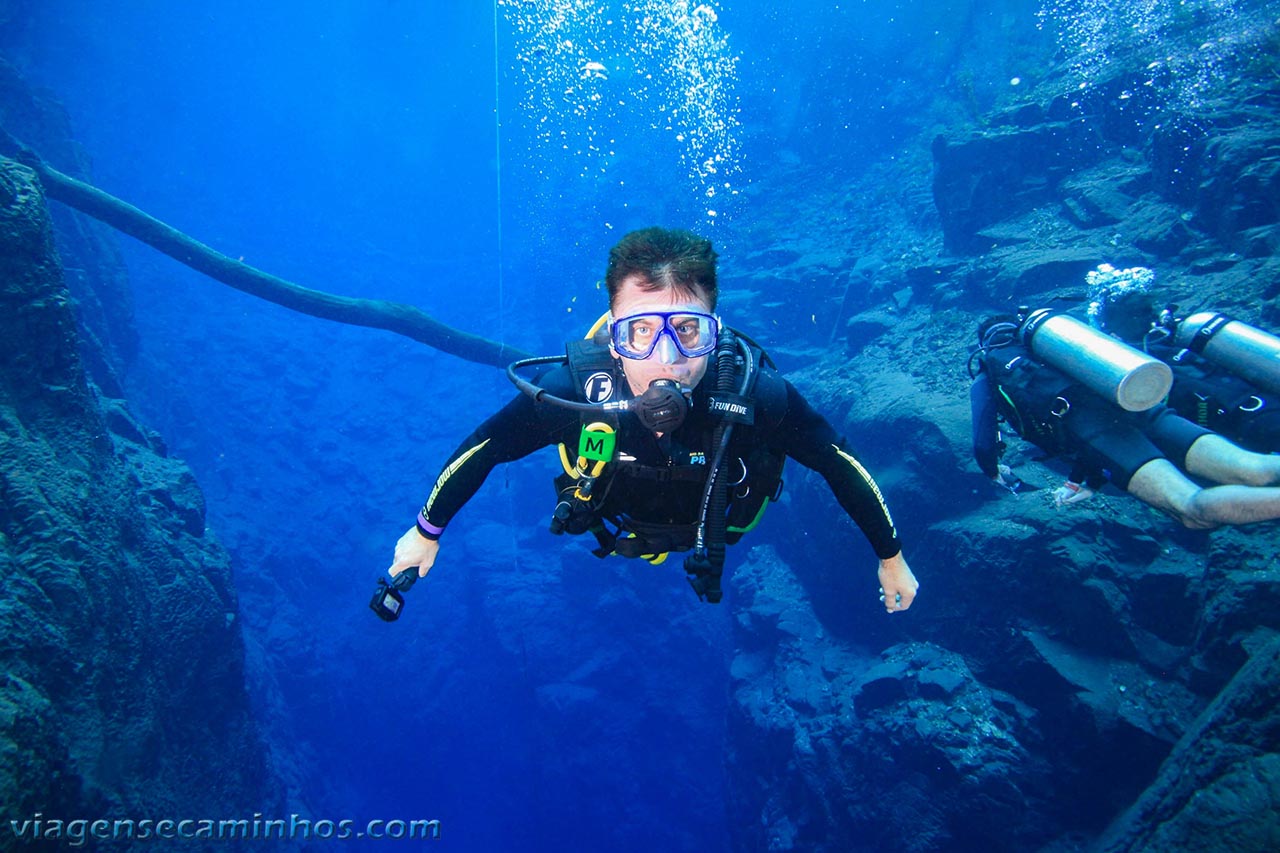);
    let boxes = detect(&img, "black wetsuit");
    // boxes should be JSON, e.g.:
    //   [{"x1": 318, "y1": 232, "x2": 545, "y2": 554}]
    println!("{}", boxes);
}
[
  {"x1": 418, "y1": 355, "x2": 901, "y2": 561},
  {"x1": 971, "y1": 342, "x2": 1211, "y2": 490},
  {"x1": 1151, "y1": 342, "x2": 1280, "y2": 454}
]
